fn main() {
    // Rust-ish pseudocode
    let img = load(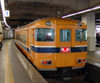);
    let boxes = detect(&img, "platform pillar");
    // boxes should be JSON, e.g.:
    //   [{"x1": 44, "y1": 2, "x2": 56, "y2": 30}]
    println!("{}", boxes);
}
[{"x1": 82, "y1": 12, "x2": 96, "y2": 51}]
